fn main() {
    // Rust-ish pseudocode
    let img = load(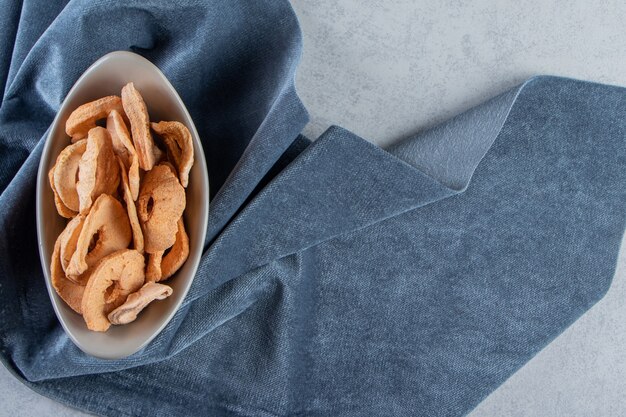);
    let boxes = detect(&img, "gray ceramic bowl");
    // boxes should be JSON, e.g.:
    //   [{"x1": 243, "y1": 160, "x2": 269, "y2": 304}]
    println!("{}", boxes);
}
[{"x1": 36, "y1": 51, "x2": 209, "y2": 359}]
